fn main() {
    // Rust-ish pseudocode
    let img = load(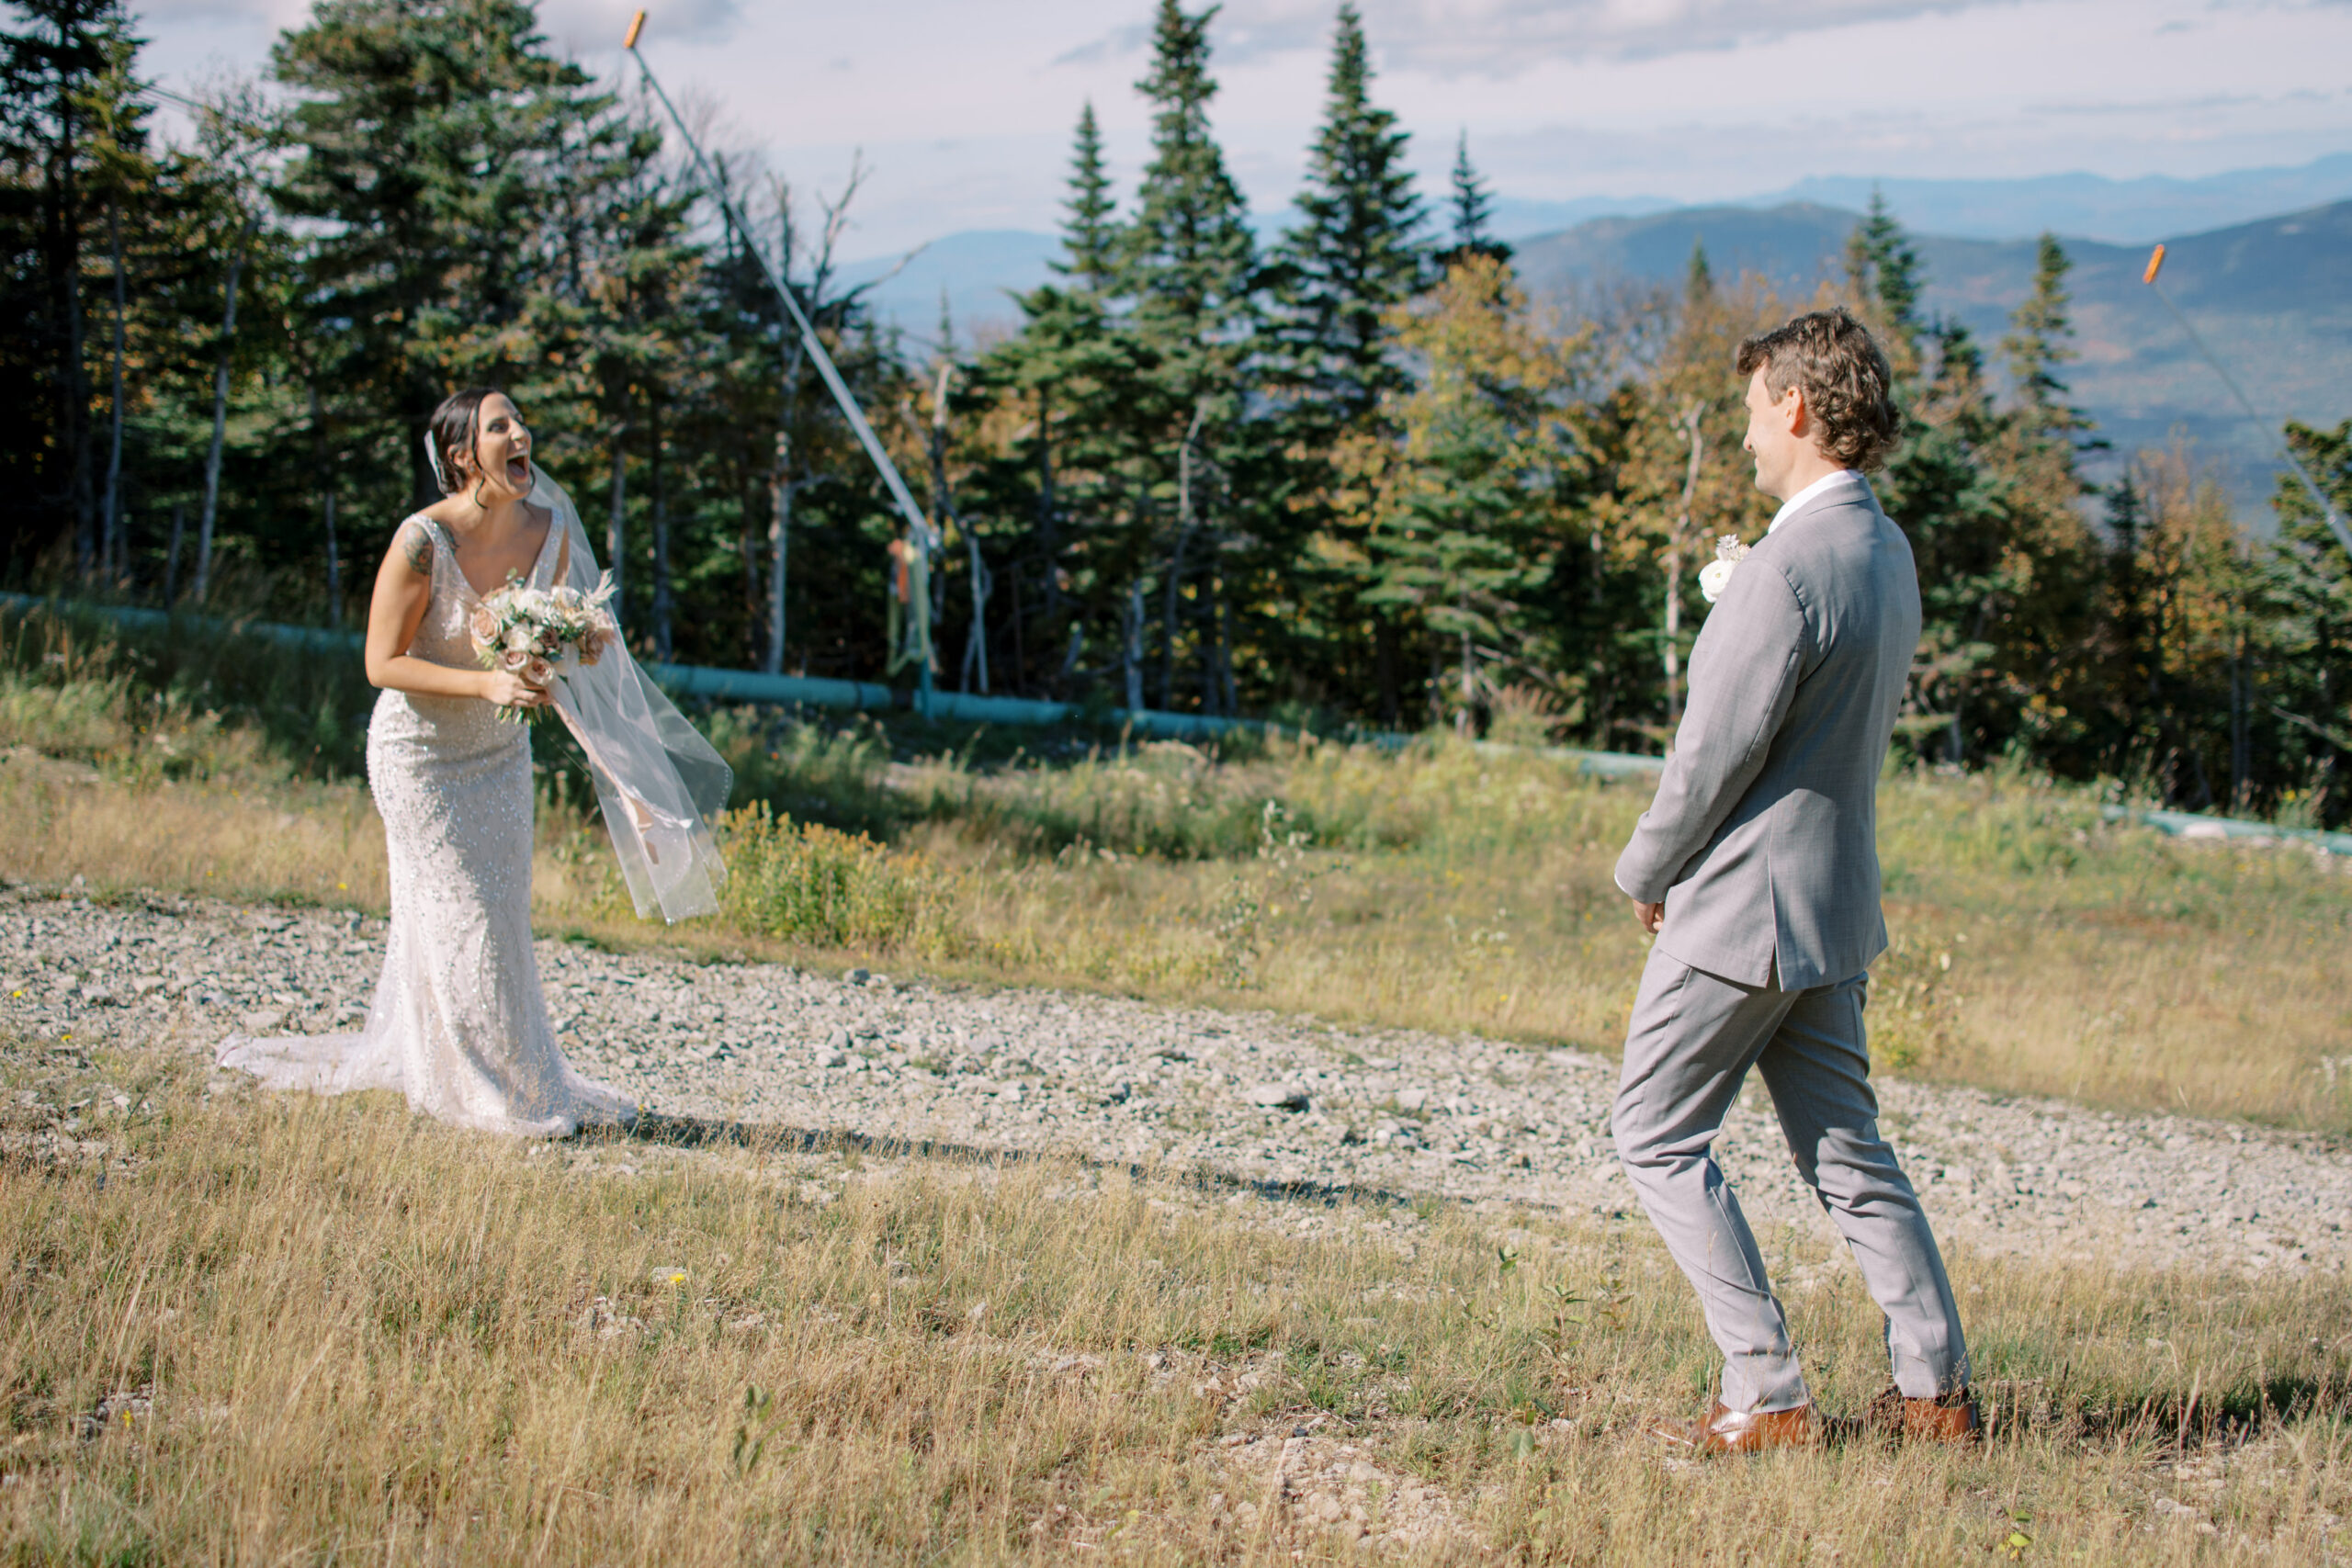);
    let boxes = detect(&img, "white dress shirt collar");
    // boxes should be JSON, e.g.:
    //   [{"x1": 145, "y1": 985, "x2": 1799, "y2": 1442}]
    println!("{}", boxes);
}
[{"x1": 1768, "y1": 468, "x2": 1866, "y2": 535}]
